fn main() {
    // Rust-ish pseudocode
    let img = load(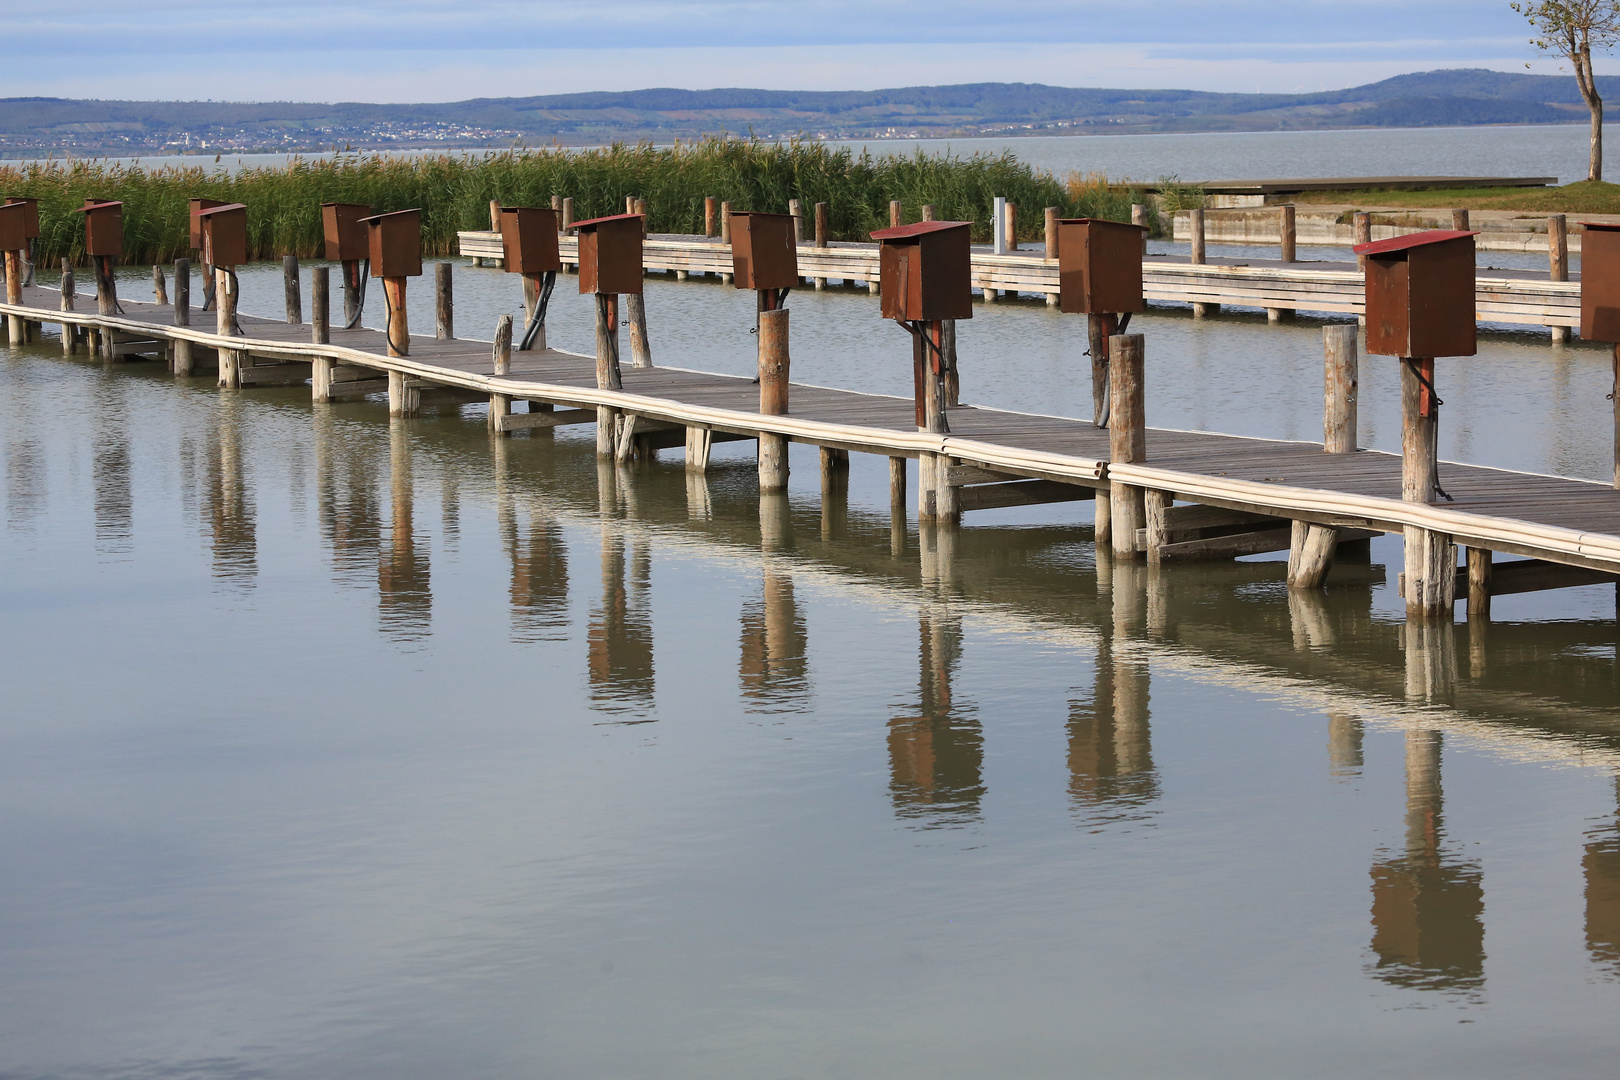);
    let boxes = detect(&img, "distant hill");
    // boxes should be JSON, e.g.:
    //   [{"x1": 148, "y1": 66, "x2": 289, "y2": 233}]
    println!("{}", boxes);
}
[{"x1": 0, "y1": 68, "x2": 1604, "y2": 156}]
